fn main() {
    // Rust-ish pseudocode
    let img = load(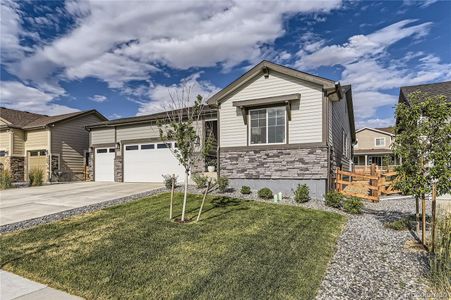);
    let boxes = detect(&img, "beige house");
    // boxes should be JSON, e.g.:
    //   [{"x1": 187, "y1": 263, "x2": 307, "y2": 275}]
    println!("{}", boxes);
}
[
  {"x1": 87, "y1": 61, "x2": 355, "y2": 199},
  {"x1": 0, "y1": 107, "x2": 106, "y2": 182},
  {"x1": 353, "y1": 127, "x2": 400, "y2": 170}
]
